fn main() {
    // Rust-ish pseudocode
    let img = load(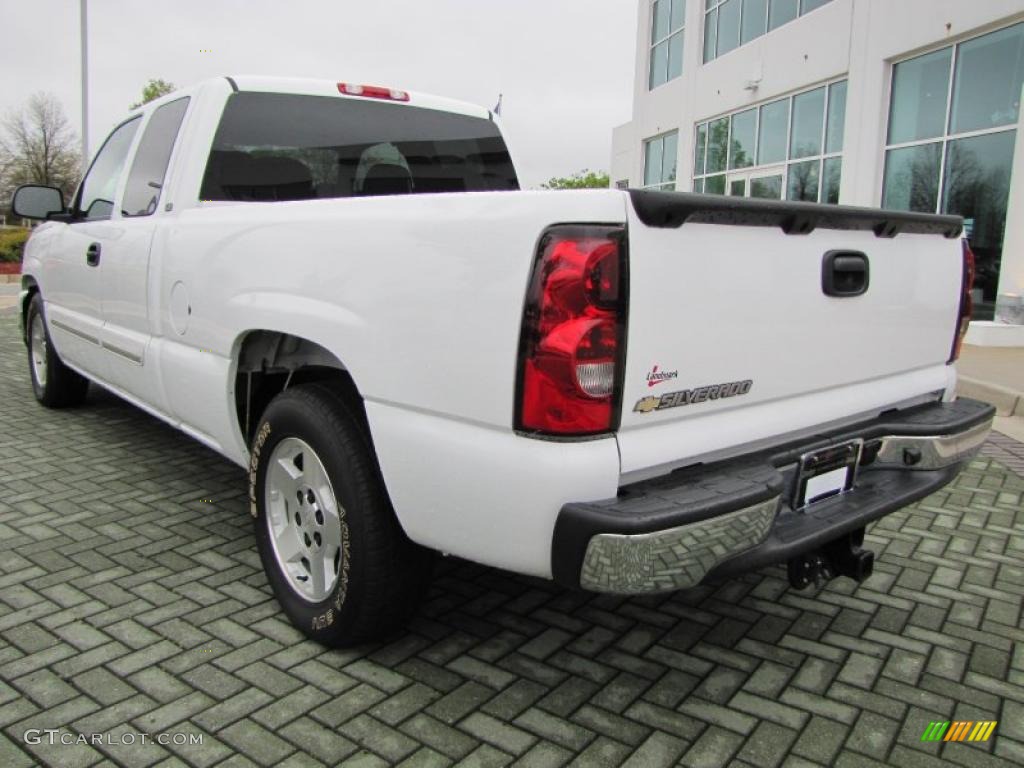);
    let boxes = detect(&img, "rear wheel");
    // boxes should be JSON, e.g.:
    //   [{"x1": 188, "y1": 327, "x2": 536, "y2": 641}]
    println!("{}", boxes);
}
[
  {"x1": 251, "y1": 382, "x2": 433, "y2": 646},
  {"x1": 26, "y1": 294, "x2": 89, "y2": 408}
]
